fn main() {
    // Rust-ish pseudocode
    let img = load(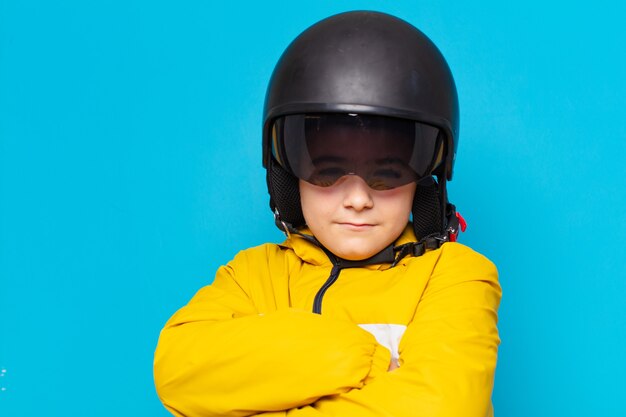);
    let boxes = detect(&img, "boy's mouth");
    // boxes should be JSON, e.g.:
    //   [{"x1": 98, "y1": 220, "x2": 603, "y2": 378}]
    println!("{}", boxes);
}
[{"x1": 337, "y1": 222, "x2": 375, "y2": 230}]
